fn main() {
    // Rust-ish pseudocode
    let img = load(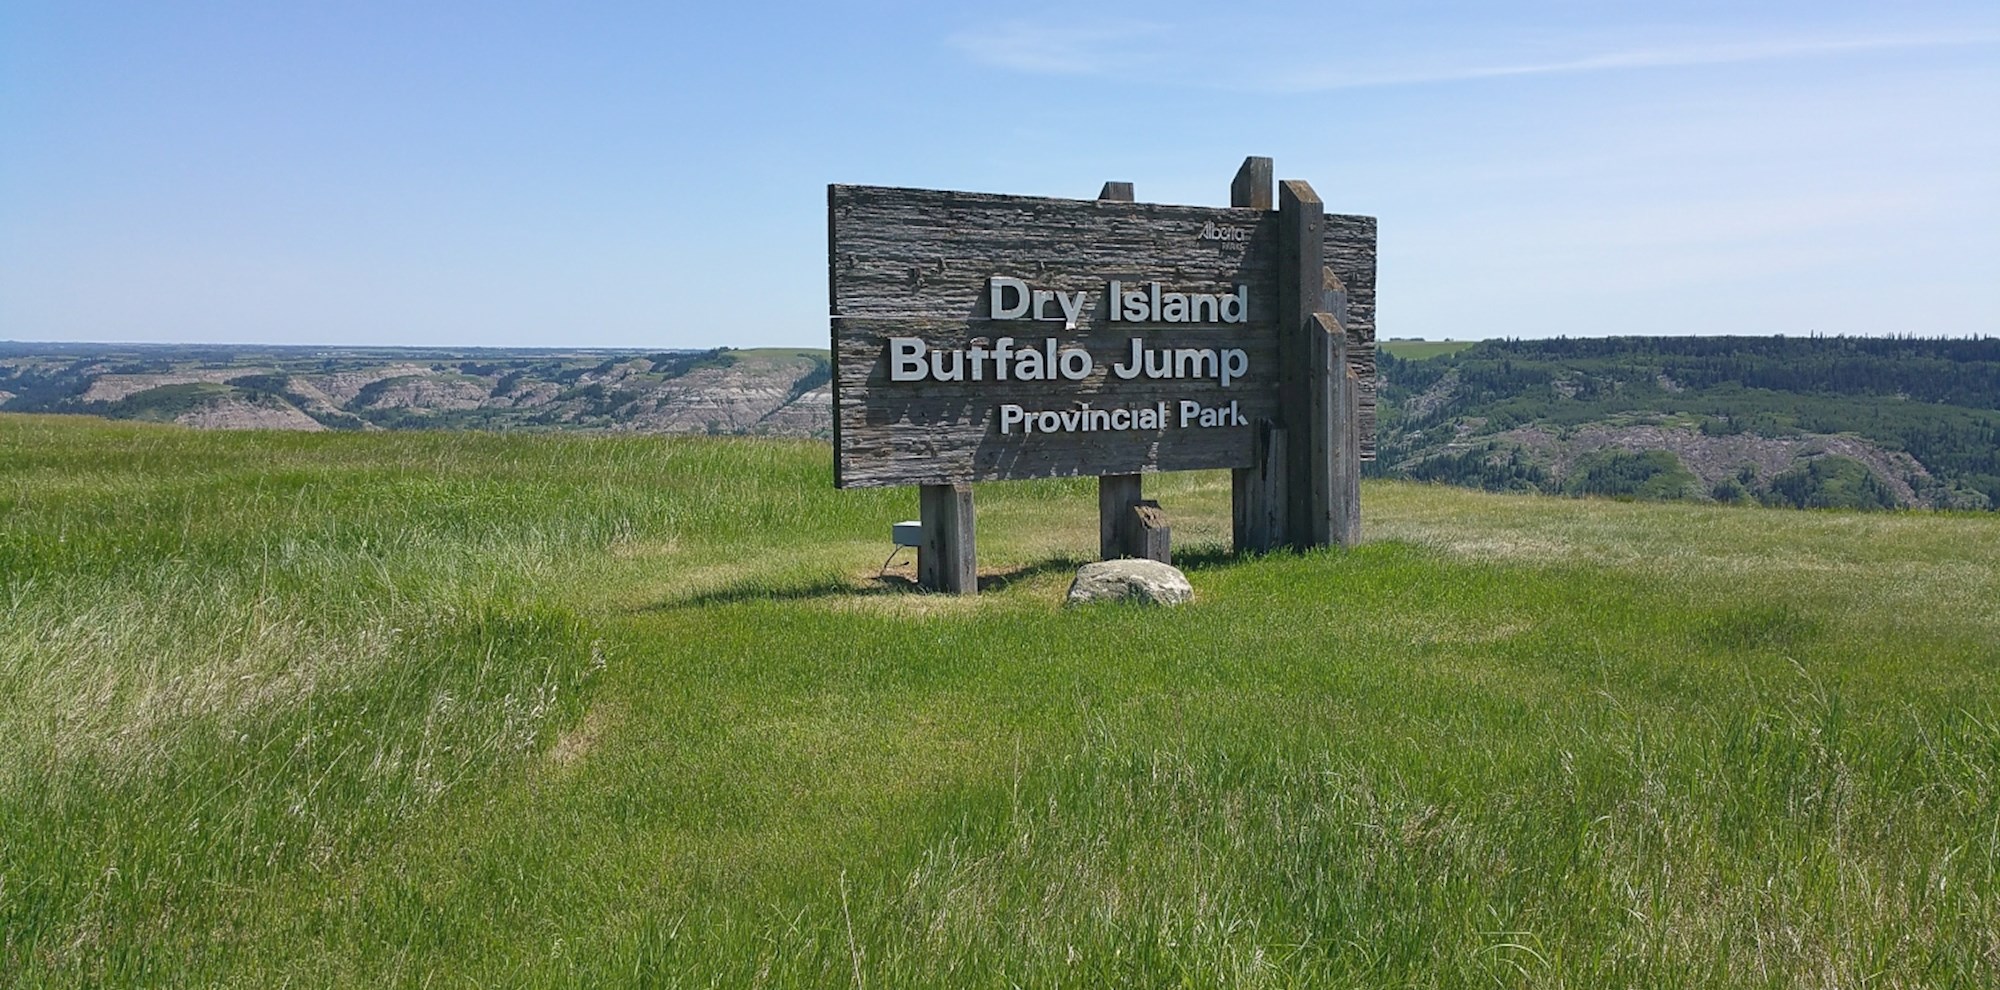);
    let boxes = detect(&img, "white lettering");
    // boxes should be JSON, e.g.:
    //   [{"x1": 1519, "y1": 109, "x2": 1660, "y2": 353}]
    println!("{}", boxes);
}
[
  {"x1": 1221, "y1": 285, "x2": 1247, "y2": 323},
  {"x1": 1056, "y1": 290, "x2": 1086, "y2": 330},
  {"x1": 990, "y1": 277, "x2": 1030, "y2": 319},
  {"x1": 1058, "y1": 347, "x2": 1092, "y2": 380},
  {"x1": 1220, "y1": 348, "x2": 1248, "y2": 387},
  {"x1": 929, "y1": 348, "x2": 963, "y2": 381},
  {"x1": 1112, "y1": 338, "x2": 1143, "y2": 379},
  {"x1": 890, "y1": 338, "x2": 927, "y2": 381}
]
